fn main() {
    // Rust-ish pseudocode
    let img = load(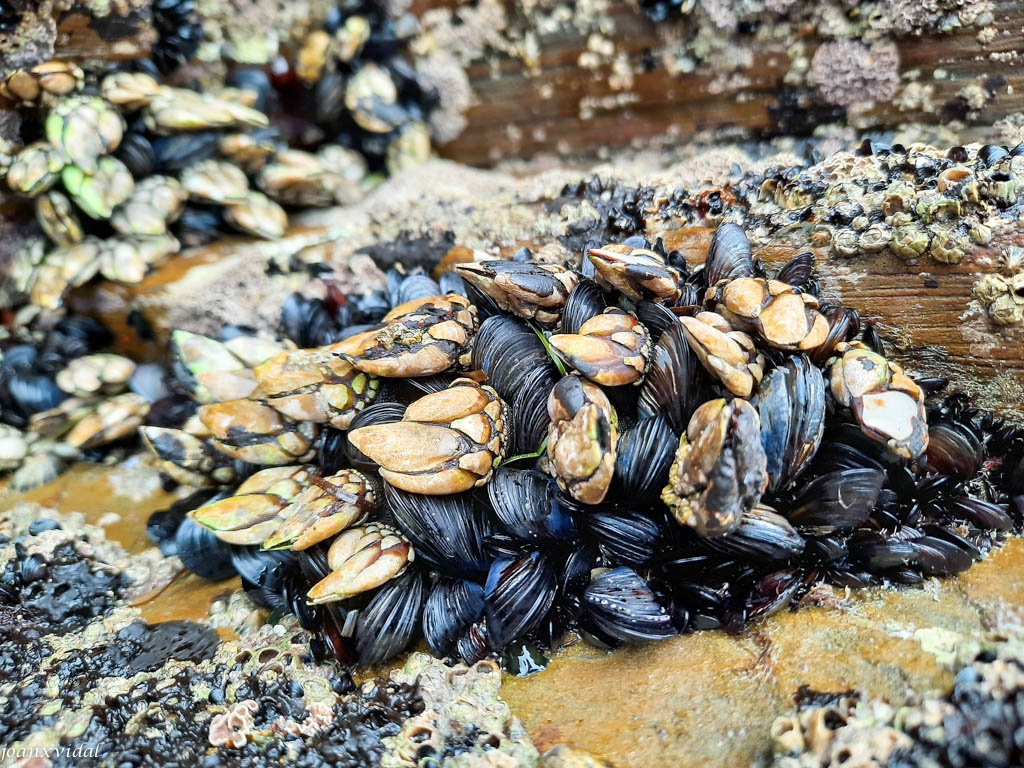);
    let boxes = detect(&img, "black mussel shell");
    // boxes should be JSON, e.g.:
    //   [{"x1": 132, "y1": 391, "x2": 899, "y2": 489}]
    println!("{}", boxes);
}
[
  {"x1": 439, "y1": 271, "x2": 467, "y2": 298},
  {"x1": 146, "y1": 488, "x2": 219, "y2": 555},
  {"x1": 174, "y1": 517, "x2": 236, "y2": 581},
  {"x1": 389, "y1": 59, "x2": 439, "y2": 107},
  {"x1": 668, "y1": 582, "x2": 726, "y2": 631},
  {"x1": 614, "y1": 415, "x2": 676, "y2": 500},
  {"x1": 2, "y1": 345, "x2": 37, "y2": 370},
  {"x1": 703, "y1": 222, "x2": 754, "y2": 287},
  {"x1": 977, "y1": 144, "x2": 1009, "y2": 167},
  {"x1": 582, "y1": 567, "x2": 676, "y2": 645},
  {"x1": 917, "y1": 377, "x2": 950, "y2": 395},
  {"x1": 353, "y1": 290, "x2": 391, "y2": 324},
  {"x1": 860, "y1": 324, "x2": 885, "y2": 356},
  {"x1": 847, "y1": 528, "x2": 975, "y2": 577},
  {"x1": 472, "y1": 315, "x2": 556, "y2": 400},
  {"x1": 870, "y1": 486, "x2": 908, "y2": 529},
  {"x1": 309, "y1": 610, "x2": 356, "y2": 665},
  {"x1": 534, "y1": 586, "x2": 588, "y2": 650},
  {"x1": 907, "y1": 471, "x2": 957, "y2": 508},
  {"x1": 153, "y1": 0, "x2": 198, "y2": 35},
  {"x1": 775, "y1": 251, "x2": 815, "y2": 289},
  {"x1": 847, "y1": 532, "x2": 929, "y2": 573},
  {"x1": 354, "y1": 570, "x2": 426, "y2": 666},
  {"x1": 463, "y1": 279, "x2": 503, "y2": 322},
  {"x1": 925, "y1": 421, "x2": 984, "y2": 480},
  {"x1": 922, "y1": 523, "x2": 982, "y2": 561},
  {"x1": 152, "y1": 18, "x2": 203, "y2": 75},
  {"x1": 673, "y1": 281, "x2": 702, "y2": 312},
  {"x1": 856, "y1": 139, "x2": 891, "y2": 156},
  {"x1": 560, "y1": 543, "x2": 599, "y2": 593},
  {"x1": 634, "y1": 300, "x2": 678, "y2": 342},
  {"x1": 784, "y1": 468, "x2": 885, "y2": 535},
  {"x1": 388, "y1": 268, "x2": 440, "y2": 307},
  {"x1": 312, "y1": 71, "x2": 346, "y2": 125},
  {"x1": 295, "y1": 544, "x2": 333, "y2": 584},
  {"x1": 115, "y1": 132, "x2": 156, "y2": 177},
  {"x1": 281, "y1": 293, "x2": 340, "y2": 348},
  {"x1": 6, "y1": 371, "x2": 67, "y2": 417},
  {"x1": 755, "y1": 355, "x2": 826, "y2": 493},
  {"x1": 821, "y1": 423, "x2": 898, "y2": 467},
  {"x1": 232, "y1": 547, "x2": 296, "y2": 607},
  {"x1": 999, "y1": 441, "x2": 1024, "y2": 494},
  {"x1": 152, "y1": 132, "x2": 222, "y2": 173},
  {"x1": 810, "y1": 304, "x2": 861, "y2": 366},
  {"x1": 456, "y1": 622, "x2": 491, "y2": 665},
  {"x1": 583, "y1": 507, "x2": 663, "y2": 567},
  {"x1": 811, "y1": 438, "x2": 885, "y2": 474},
  {"x1": 228, "y1": 67, "x2": 274, "y2": 113},
  {"x1": 508, "y1": 364, "x2": 558, "y2": 456},
  {"x1": 484, "y1": 551, "x2": 558, "y2": 649},
  {"x1": 35, "y1": 349, "x2": 65, "y2": 375},
  {"x1": 939, "y1": 497, "x2": 1014, "y2": 531},
  {"x1": 473, "y1": 315, "x2": 558, "y2": 455},
  {"x1": 746, "y1": 568, "x2": 807, "y2": 621},
  {"x1": 620, "y1": 235, "x2": 648, "y2": 250},
  {"x1": 176, "y1": 205, "x2": 229, "y2": 248},
  {"x1": 487, "y1": 467, "x2": 576, "y2": 543},
  {"x1": 403, "y1": 372, "x2": 463, "y2": 395},
  {"x1": 318, "y1": 428, "x2": 347, "y2": 473},
  {"x1": 386, "y1": 486, "x2": 492, "y2": 575},
  {"x1": 654, "y1": 550, "x2": 727, "y2": 582},
  {"x1": 637, "y1": 320, "x2": 701, "y2": 434},
  {"x1": 1011, "y1": 495, "x2": 1024, "y2": 526},
  {"x1": 145, "y1": 509, "x2": 186, "y2": 556},
  {"x1": 145, "y1": 393, "x2": 197, "y2": 428},
  {"x1": 280, "y1": 568, "x2": 322, "y2": 631},
  {"x1": 703, "y1": 505, "x2": 805, "y2": 562},
  {"x1": 560, "y1": 279, "x2": 606, "y2": 335},
  {"x1": 422, "y1": 577, "x2": 486, "y2": 658},
  {"x1": 801, "y1": 535, "x2": 848, "y2": 564}
]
